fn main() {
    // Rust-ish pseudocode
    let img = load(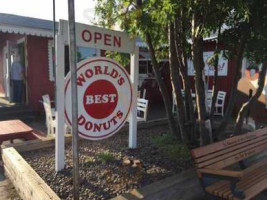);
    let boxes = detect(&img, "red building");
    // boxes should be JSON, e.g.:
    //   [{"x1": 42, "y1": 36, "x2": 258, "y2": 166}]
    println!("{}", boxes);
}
[
  {"x1": 0, "y1": 13, "x2": 55, "y2": 113},
  {"x1": 0, "y1": 14, "x2": 101, "y2": 114}
]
